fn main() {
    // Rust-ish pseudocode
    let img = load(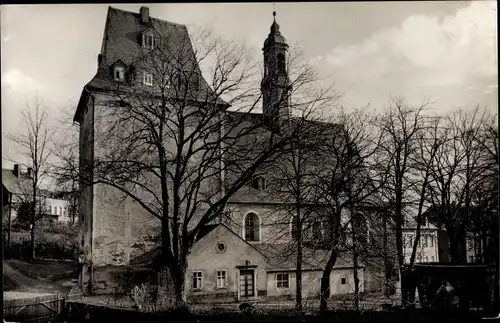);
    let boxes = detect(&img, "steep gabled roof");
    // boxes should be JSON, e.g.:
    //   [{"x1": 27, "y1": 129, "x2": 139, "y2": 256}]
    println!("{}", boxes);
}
[
  {"x1": 74, "y1": 6, "x2": 227, "y2": 123},
  {"x1": 2, "y1": 169, "x2": 32, "y2": 196},
  {"x1": 130, "y1": 223, "x2": 268, "y2": 265}
]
